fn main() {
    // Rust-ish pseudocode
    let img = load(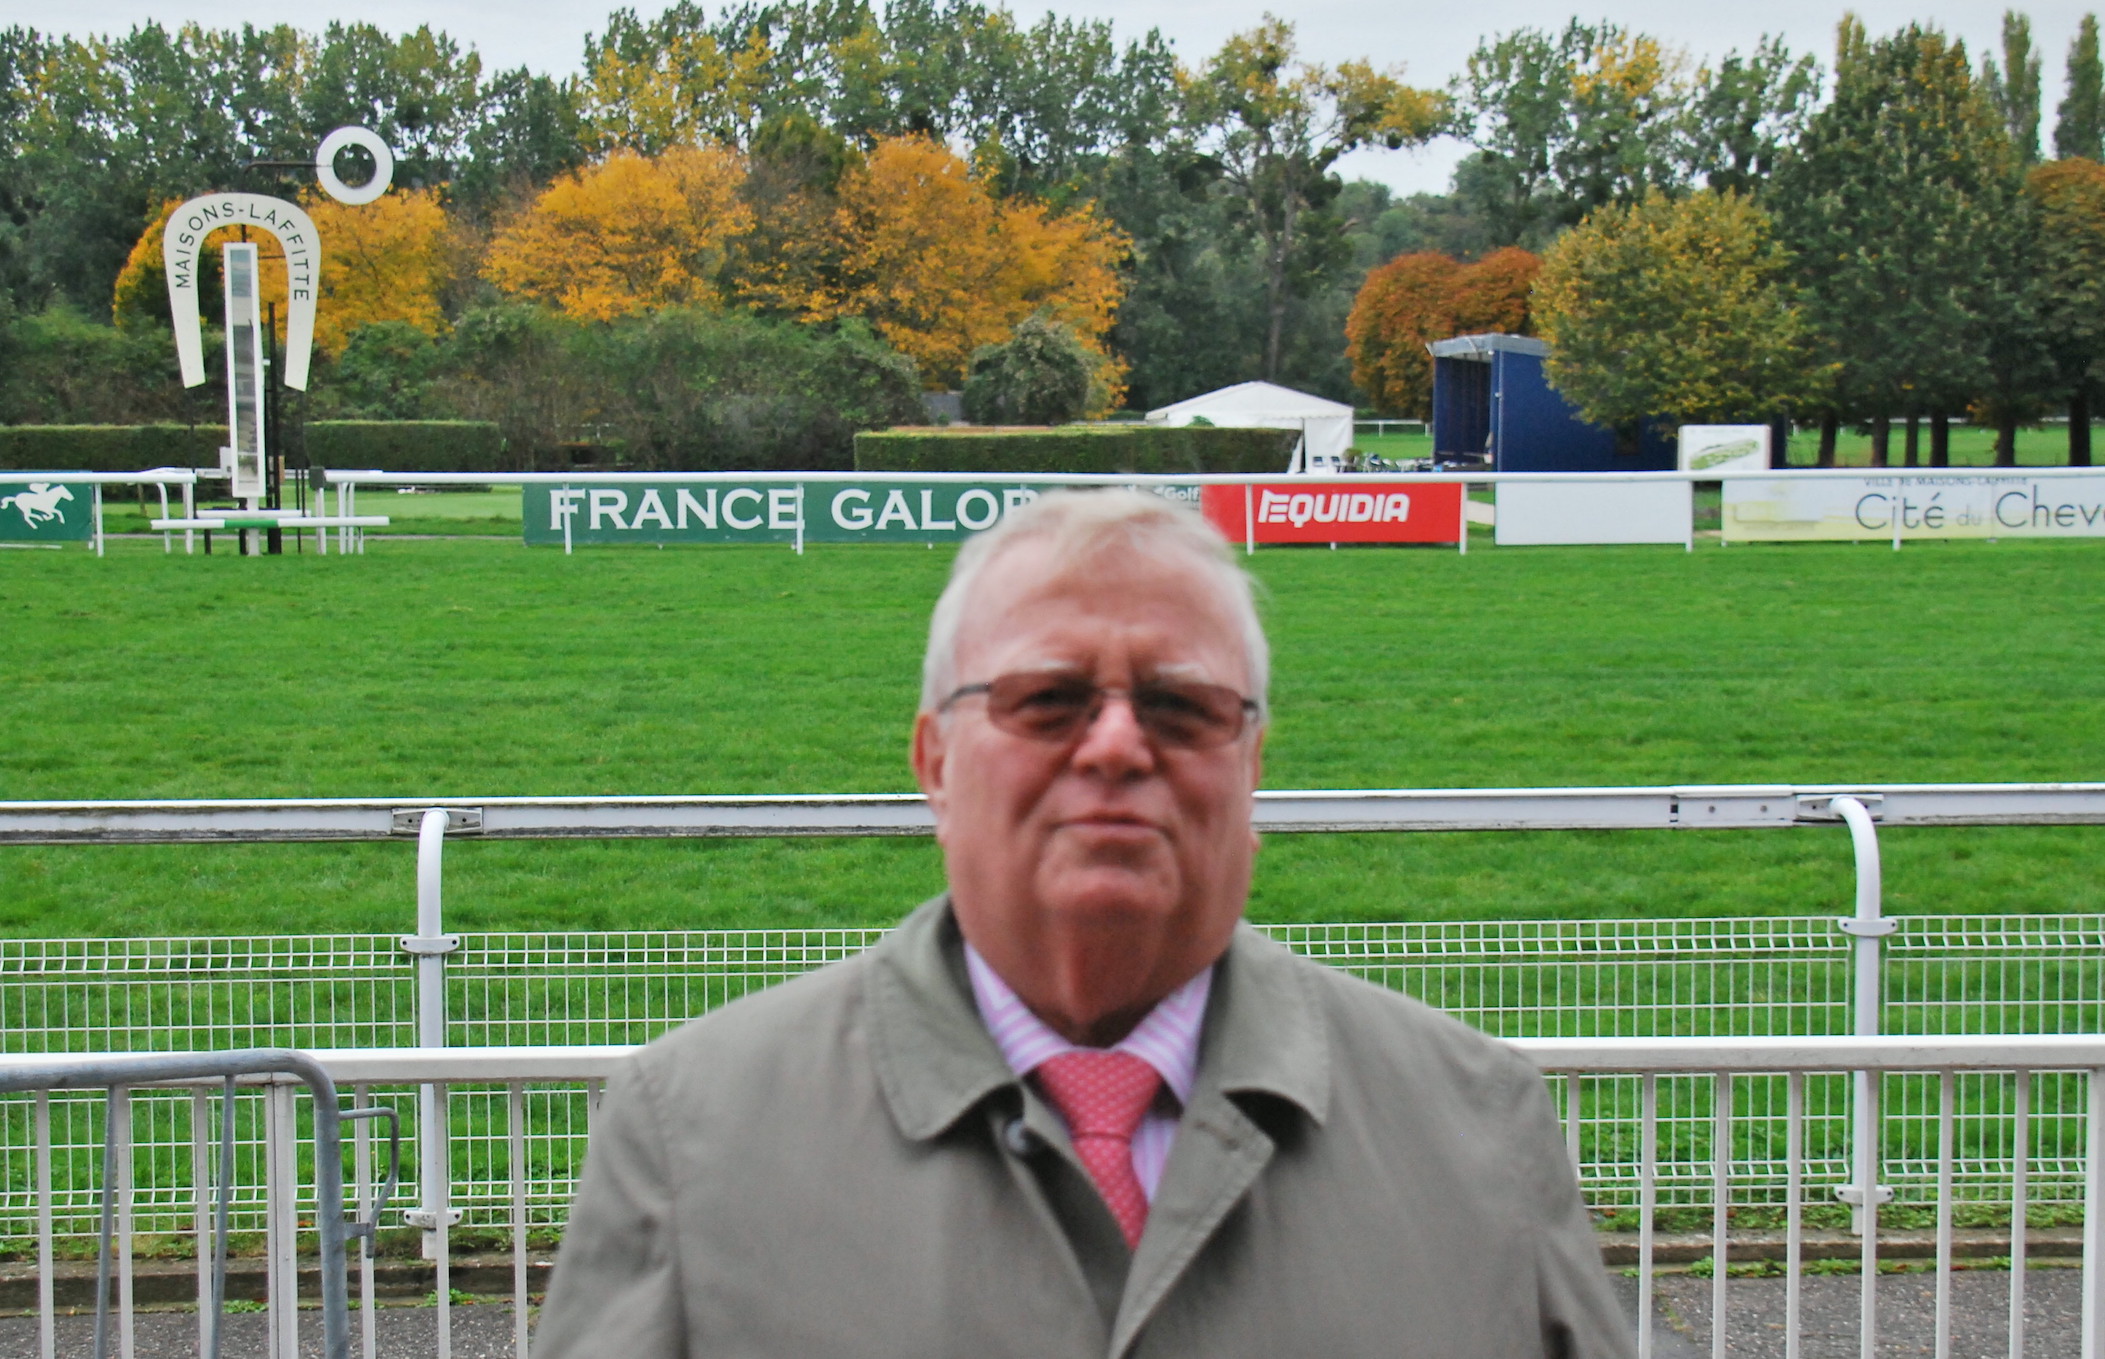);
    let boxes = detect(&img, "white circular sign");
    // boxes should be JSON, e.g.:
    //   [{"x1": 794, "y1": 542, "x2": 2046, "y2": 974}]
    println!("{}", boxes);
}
[{"x1": 315, "y1": 126, "x2": 394, "y2": 205}]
